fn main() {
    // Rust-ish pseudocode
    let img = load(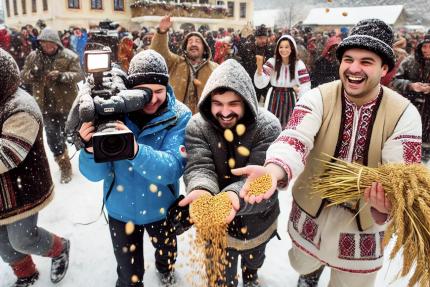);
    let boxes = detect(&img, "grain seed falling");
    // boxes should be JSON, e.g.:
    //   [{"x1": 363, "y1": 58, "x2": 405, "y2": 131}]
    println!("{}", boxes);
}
[
  {"x1": 189, "y1": 193, "x2": 232, "y2": 287},
  {"x1": 149, "y1": 184, "x2": 158, "y2": 193},
  {"x1": 131, "y1": 275, "x2": 139, "y2": 283},
  {"x1": 224, "y1": 129, "x2": 234, "y2": 142},
  {"x1": 325, "y1": 8, "x2": 330, "y2": 13},
  {"x1": 130, "y1": 244, "x2": 136, "y2": 252},
  {"x1": 236, "y1": 124, "x2": 246, "y2": 136},
  {"x1": 248, "y1": 174, "x2": 273, "y2": 196},
  {"x1": 116, "y1": 185, "x2": 125, "y2": 192},
  {"x1": 125, "y1": 221, "x2": 135, "y2": 235},
  {"x1": 237, "y1": 146, "x2": 250, "y2": 157},
  {"x1": 228, "y1": 158, "x2": 236, "y2": 169},
  {"x1": 342, "y1": 11, "x2": 348, "y2": 16}
]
